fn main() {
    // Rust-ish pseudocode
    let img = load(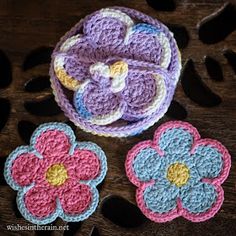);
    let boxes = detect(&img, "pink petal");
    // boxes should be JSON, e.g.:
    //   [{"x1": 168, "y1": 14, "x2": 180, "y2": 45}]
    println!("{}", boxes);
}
[
  {"x1": 34, "y1": 130, "x2": 71, "y2": 158},
  {"x1": 72, "y1": 148, "x2": 100, "y2": 181},
  {"x1": 25, "y1": 186, "x2": 56, "y2": 218},
  {"x1": 11, "y1": 153, "x2": 40, "y2": 187},
  {"x1": 59, "y1": 182, "x2": 92, "y2": 215}
]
